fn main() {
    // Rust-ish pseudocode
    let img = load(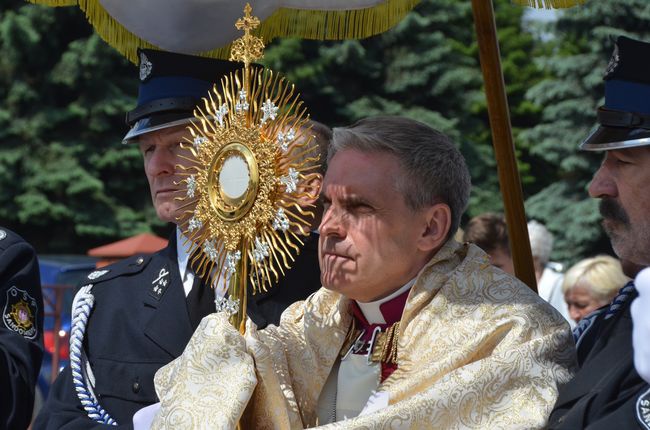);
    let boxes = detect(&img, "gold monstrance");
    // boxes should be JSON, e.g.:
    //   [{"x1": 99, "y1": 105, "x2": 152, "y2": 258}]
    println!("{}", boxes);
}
[{"x1": 177, "y1": 3, "x2": 319, "y2": 332}]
